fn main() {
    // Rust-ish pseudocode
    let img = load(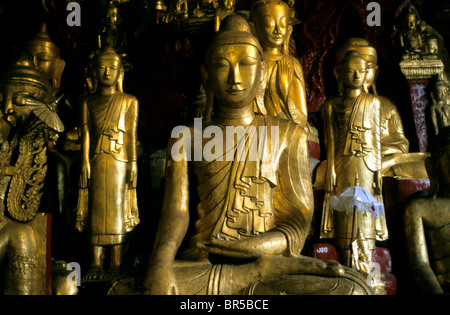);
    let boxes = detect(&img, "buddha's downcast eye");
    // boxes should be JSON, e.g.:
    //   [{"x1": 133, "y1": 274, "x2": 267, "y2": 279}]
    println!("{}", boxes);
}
[
  {"x1": 240, "y1": 57, "x2": 258, "y2": 66},
  {"x1": 212, "y1": 58, "x2": 229, "y2": 68}
]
